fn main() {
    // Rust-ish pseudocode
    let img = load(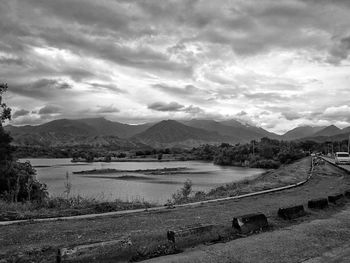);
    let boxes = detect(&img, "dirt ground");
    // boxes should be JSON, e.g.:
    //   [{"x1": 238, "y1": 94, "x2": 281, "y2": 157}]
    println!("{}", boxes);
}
[{"x1": 0, "y1": 158, "x2": 349, "y2": 262}]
